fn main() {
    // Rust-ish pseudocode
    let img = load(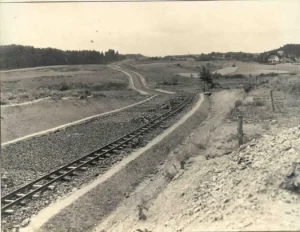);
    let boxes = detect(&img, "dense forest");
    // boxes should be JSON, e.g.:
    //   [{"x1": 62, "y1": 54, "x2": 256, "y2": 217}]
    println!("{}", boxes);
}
[{"x1": 0, "y1": 45, "x2": 126, "y2": 70}]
